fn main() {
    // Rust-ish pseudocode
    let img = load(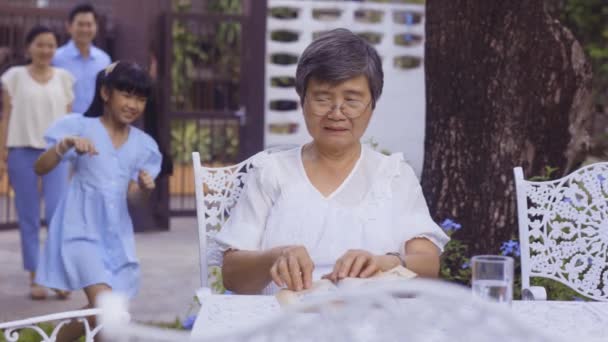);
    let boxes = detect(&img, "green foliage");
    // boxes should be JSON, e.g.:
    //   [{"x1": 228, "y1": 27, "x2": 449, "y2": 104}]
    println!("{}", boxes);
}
[
  {"x1": 171, "y1": 1, "x2": 207, "y2": 111},
  {"x1": 531, "y1": 278, "x2": 592, "y2": 302},
  {"x1": 210, "y1": 266, "x2": 227, "y2": 293},
  {"x1": 0, "y1": 323, "x2": 54, "y2": 342},
  {"x1": 170, "y1": 120, "x2": 239, "y2": 164},
  {"x1": 439, "y1": 220, "x2": 472, "y2": 286},
  {"x1": 440, "y1": 237, "x2": 471, "y2": 285},
  {"x1": 207, "y1": 0, "x2": 241, "y2": 15},
  {"x1": 559, "y1": 0, "x2": 608, "y2": 105},
  {"x1": 529, "y1": 166, "x2": 559, "y2": 181},
  {"x1": 207, "y1": 0, "x2": 242, "y2": 84},
  {"x1": 170, "y1": 0, "x2": 243, "y2": 109},
  {"x1": 143, "y1": 317, "x2": 185, "y2": 330},
  {"x1": 209, "y1": 266, "x2": 226, "y2": 293},
  {"x1": 170, "y1": 120, "x2": 208, "y2": 164},
  {"x1": 169, "y1": 0, "x2": 241, "y2": 164}
]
